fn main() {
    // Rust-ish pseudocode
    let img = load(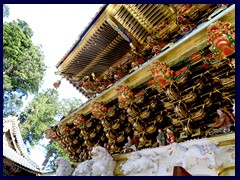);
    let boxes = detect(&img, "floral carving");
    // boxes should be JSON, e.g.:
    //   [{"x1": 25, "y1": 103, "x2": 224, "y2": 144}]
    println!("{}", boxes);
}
[
  {"x1": 73, "y1": 114, "x2": 87, "y2": 126},
  {"x1": 176, "y1": 14, "x2": 196, "y2": 34},
  {"x1": 116, "y1": 85, "x2": 146, "y2": 108},
  {"x1": 207, "y1": 20, "x2": 235, "y2": 58},
  {"x1": 146, "y1": 35, "x2": 165, "y2": 54},
  {"x1": 150, "y1": 62, "x2": 174, "y2": 92},
  {"x1": 134, "y1": 90, "x2": 145, "y2": 104},
  {"x1": 106, "y1": 105, "x2": 116, "y2": 117},
  {"x1": 116, "y1": 85, "x2": 134, "y2": 109},
  {"x1": 56, "y1": 124, "x2": 70, "y2": 136},
  {"x1": 127, "y1": 52, "x2": 145, "y2": 67},
  {"x1": 44, "y1": 128, "x2": 58, "y2": 140},
  {"x1": 91, "y1": 102, "x2": 108, "y2": 119}
]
